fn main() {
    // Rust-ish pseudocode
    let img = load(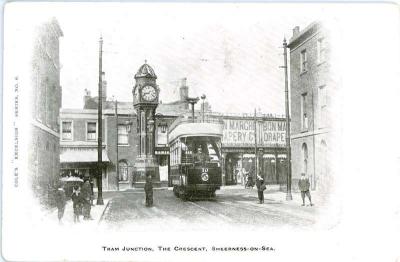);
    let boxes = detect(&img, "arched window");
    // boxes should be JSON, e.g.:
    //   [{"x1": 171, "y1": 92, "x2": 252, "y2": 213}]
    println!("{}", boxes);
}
[
  {"x1": 302, "y1": 143, "x2": 308, "y2": 174},
  {"x1": 118, "y1": 160, "x2": 128, "y2": 182}
]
